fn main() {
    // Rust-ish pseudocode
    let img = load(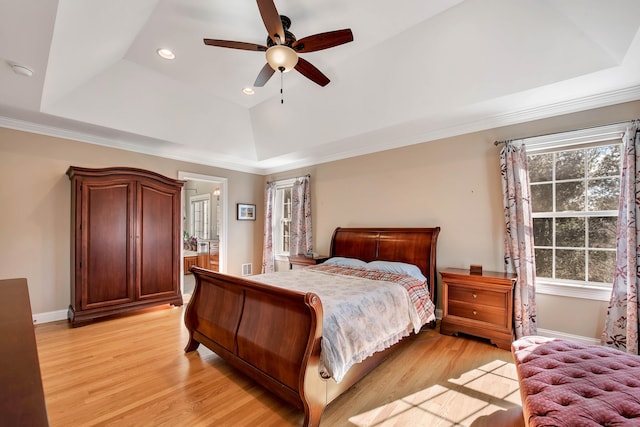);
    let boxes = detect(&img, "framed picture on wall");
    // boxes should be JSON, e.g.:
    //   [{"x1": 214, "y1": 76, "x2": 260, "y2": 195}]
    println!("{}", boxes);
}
[{"x1": 237, "y1": 203, "x2": 256, "y2": 221}]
